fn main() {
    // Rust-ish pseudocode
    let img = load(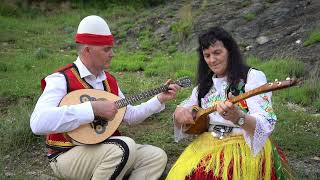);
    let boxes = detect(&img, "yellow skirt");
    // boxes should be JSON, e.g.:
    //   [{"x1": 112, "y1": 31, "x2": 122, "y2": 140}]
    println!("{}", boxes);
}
[{"x1": 166, "y1": 132, "x2": 294, "y2": 180}]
